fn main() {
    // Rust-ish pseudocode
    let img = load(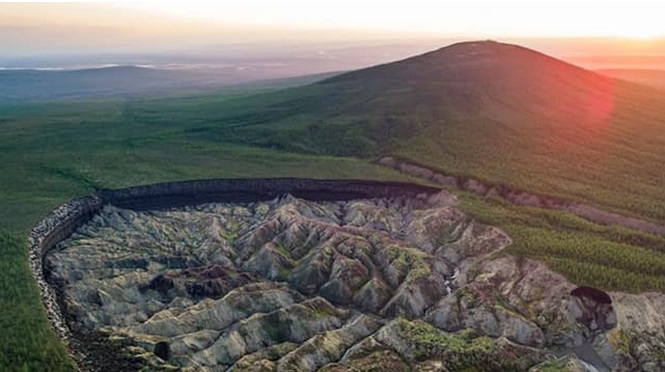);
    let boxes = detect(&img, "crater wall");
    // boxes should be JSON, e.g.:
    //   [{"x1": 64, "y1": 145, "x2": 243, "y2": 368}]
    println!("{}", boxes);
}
[{"x1": 96, "y1": 178, "x2": 440, "y2": 210}]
